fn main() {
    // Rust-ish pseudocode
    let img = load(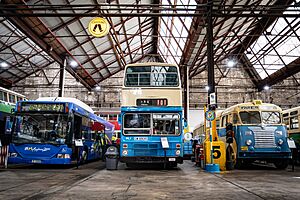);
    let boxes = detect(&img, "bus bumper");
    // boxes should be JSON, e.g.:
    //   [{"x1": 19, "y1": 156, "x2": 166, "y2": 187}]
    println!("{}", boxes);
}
[
  {"x1": 8, "y1": 157, "x2": 72, "y2": 165},
  {"x1": 238, "y1": 151, "x2": 291, "y2": 160},
  {"x1": 120, "y1": 156, "x2": 183, "y2": 164}
]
